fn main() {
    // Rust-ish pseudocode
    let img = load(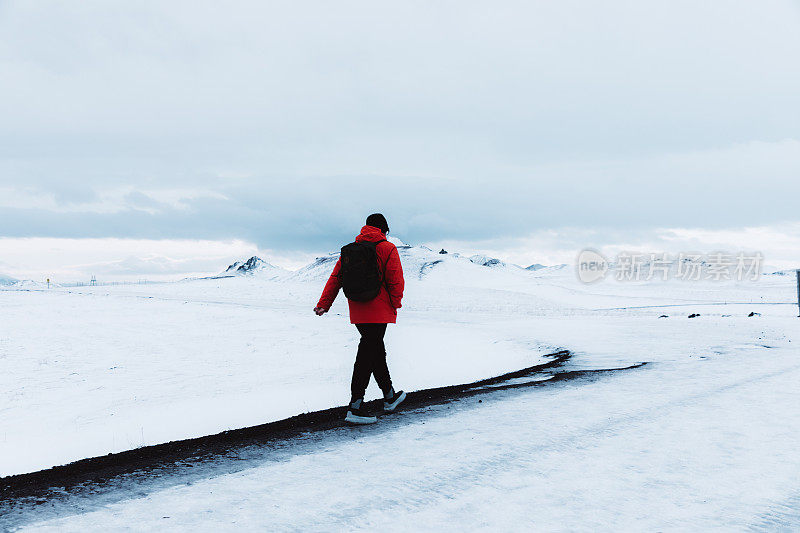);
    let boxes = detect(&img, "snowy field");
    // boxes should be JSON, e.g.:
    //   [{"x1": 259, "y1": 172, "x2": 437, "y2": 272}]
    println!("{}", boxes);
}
[
  {"x1": 1, "y1": 240, "x2": 572, "y2": 476},
  {"x1": 1, "y1": 242, "x2": 798, "y2": 530}
]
